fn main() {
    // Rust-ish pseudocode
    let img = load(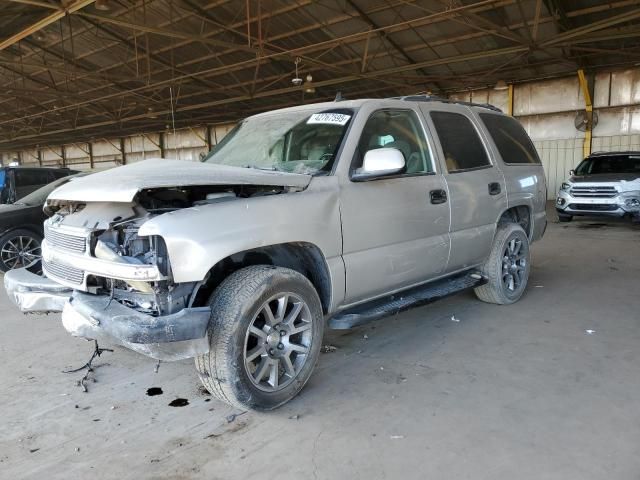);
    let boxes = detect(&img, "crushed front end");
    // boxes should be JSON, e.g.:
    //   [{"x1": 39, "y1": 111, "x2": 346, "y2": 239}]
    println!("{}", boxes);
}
[{"x1": 4, "y1": 196, "x2": 211, "y2": 361}]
